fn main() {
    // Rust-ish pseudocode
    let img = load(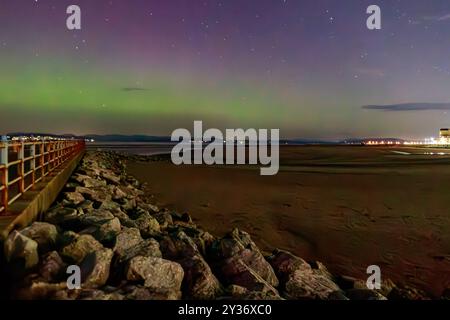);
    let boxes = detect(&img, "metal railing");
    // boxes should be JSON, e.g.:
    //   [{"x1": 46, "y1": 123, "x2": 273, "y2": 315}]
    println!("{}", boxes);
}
[{"x1": 0, "y1": 138, "x2": 85, "y2": 215}]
